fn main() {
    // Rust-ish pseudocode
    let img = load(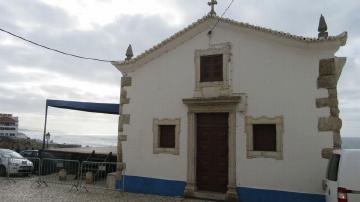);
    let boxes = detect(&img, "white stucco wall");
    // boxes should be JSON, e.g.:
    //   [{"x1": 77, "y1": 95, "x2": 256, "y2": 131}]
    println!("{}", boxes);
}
[{"x1": 121, "y1": 22, "x2": 341, "y2": 194}]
